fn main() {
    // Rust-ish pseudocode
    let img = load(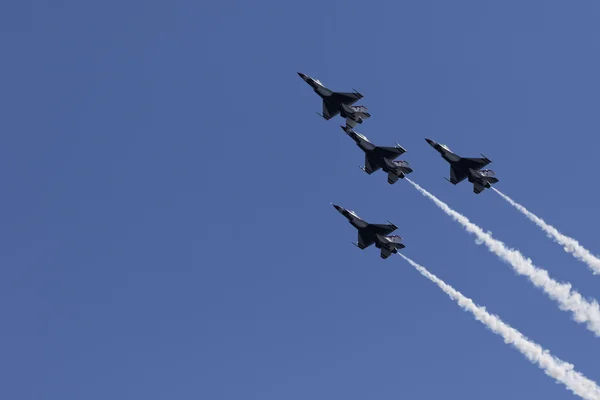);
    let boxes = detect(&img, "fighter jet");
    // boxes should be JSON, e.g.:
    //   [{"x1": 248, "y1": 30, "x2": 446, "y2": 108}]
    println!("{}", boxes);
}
[
  {"x1": 425, "y1": 138, "x2": 499, "y2": 194},
  {"x1": 342, "y1": 126, "x2": 413, "y2": 184},
  {"x1": 332, "y1": 203, "x2": 405, "y2": 259},
  {"x1": 298, "y1": 72, "x2": 370, "y2": 128}
]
